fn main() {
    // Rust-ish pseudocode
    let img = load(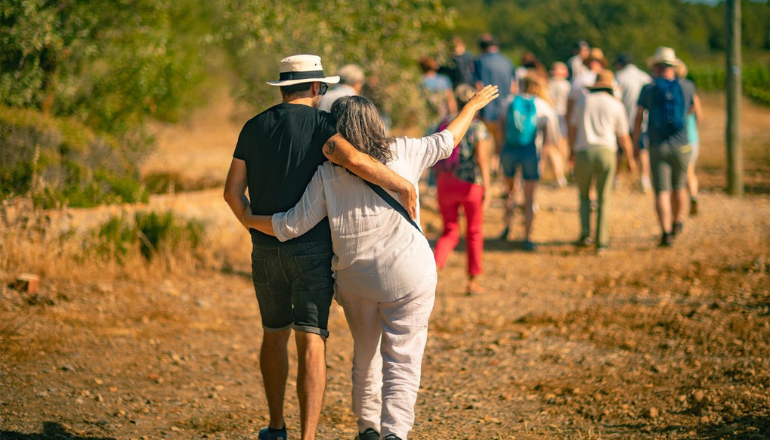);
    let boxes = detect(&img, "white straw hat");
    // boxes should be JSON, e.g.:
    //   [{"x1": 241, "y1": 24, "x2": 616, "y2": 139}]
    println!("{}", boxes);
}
[
  {"x1": 266, "y1": 54, "x2": 340, "y2": 86},
  {"x1": 646, "y1": 47, "x2": 681, "y2": 68}
]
